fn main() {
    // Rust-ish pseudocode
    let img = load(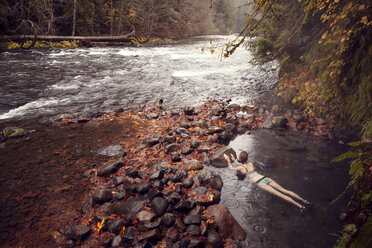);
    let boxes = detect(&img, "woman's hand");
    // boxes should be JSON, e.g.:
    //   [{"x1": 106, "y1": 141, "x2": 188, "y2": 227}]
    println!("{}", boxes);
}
[
  {"x1": 223, "y1": 154, "x2": 230, "y2": 162},
  {"x1": 230, "y1": 154, "x2": 236, "y2": 162}
]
